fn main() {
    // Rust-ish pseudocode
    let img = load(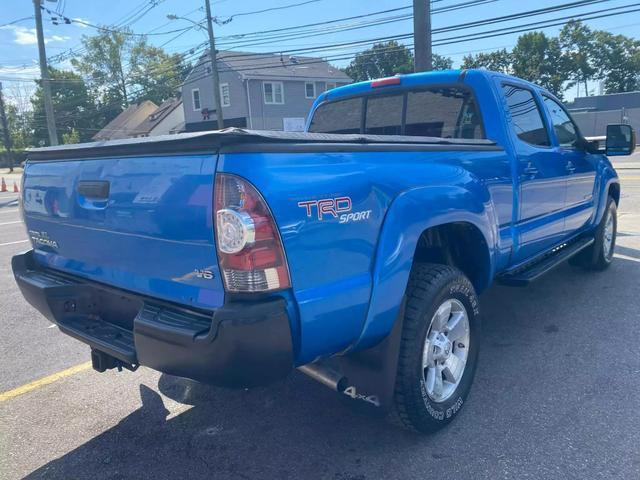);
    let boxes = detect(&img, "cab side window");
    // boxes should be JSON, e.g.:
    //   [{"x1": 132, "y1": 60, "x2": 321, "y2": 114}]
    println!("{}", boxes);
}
[
  {"x1": 502, "y1": 85, "x2": 550, "y2": 147},
  {"x1": 542, "y1": 96, "x2": 579, "y2": 148}
]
